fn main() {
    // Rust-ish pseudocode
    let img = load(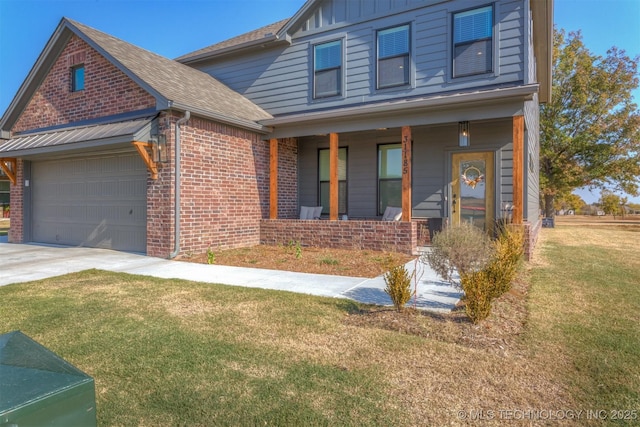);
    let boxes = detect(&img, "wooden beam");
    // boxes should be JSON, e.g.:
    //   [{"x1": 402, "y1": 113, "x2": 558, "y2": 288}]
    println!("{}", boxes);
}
[
  {"x1": 512, "y1": 115, "x2": 524, "y2": 224},
  {"x1": 269, "y1": 138, "x2": 278, "y2": 219},
  {"x1": 329, "y1": 133, "x2": 339, "y2": 221},
  {"x1": 132, "y1": 141, "x2": 158, "y2": 180},
  {"x1": 401, "y1": 126, "x2": 412, "y2": 222},
  {"x1": 0, "y1": 158, "x2": 17, "y2": 185}
]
